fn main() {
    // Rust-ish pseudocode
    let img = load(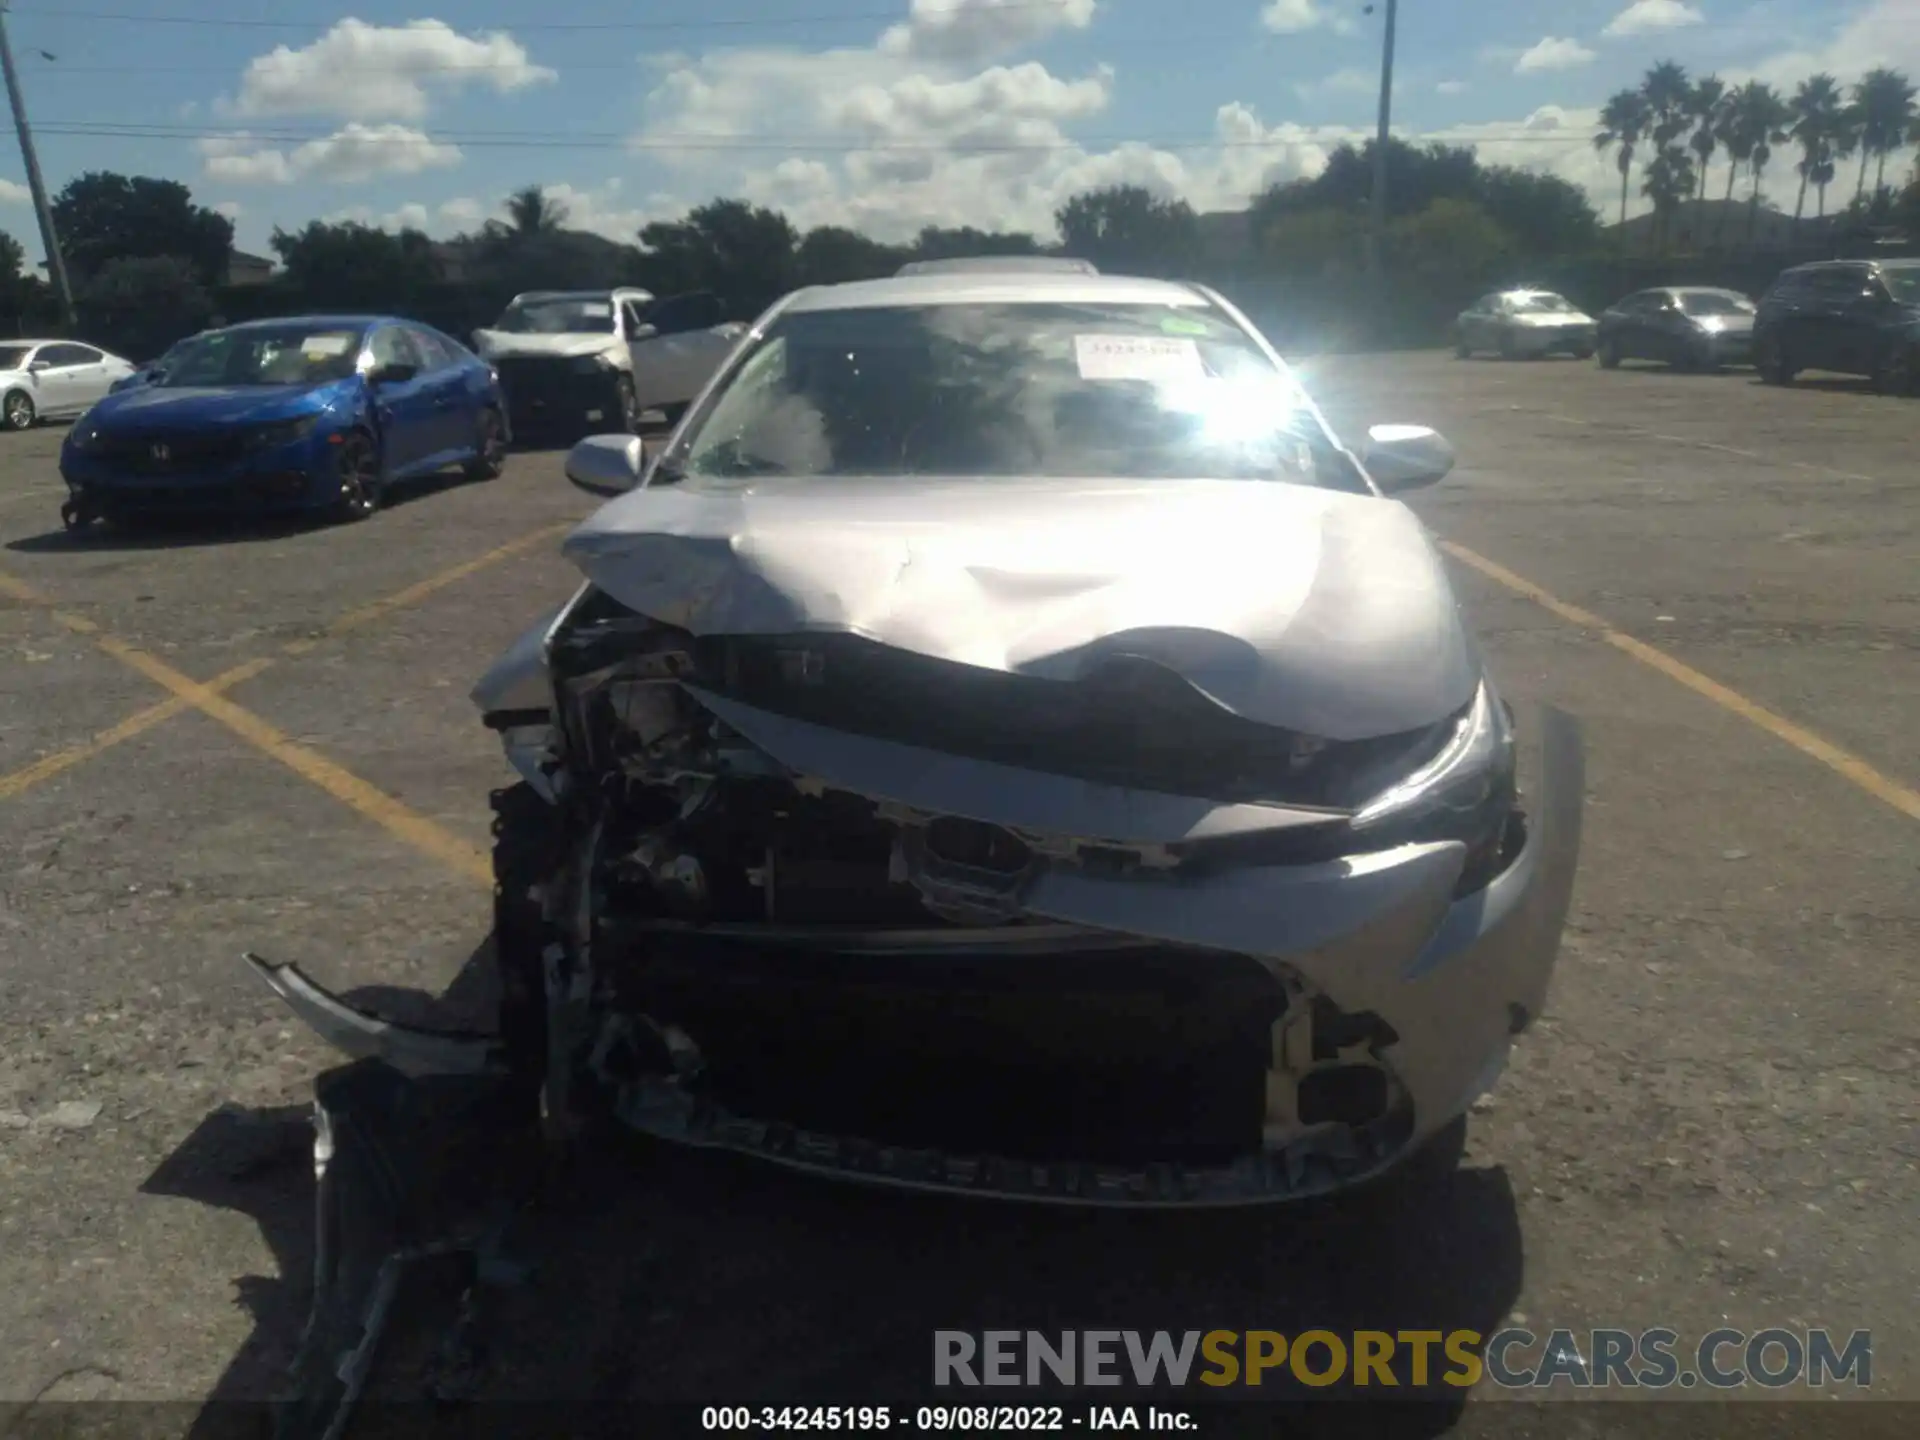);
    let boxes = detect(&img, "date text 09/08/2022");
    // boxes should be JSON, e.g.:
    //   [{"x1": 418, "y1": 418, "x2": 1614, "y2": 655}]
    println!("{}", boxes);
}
[{"x1": 702, "y1": 1406, "x2": 1195, "y2": 1432}]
